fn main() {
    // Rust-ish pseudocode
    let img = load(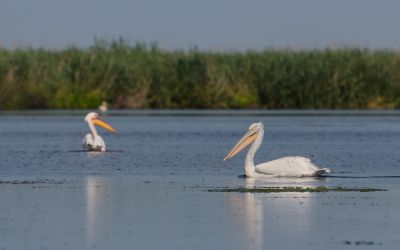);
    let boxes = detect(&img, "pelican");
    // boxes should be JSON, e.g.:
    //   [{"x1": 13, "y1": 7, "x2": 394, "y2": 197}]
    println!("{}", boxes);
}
[
  {"x1": 224, "y1": 122, "x2": 331, "y2": 177},
  {"x1": 83, "y1": 112, "x2": 117, "y2": 152},
  {"x1": 99, "y1": 101, "x2": 108, "y2": 113}
]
